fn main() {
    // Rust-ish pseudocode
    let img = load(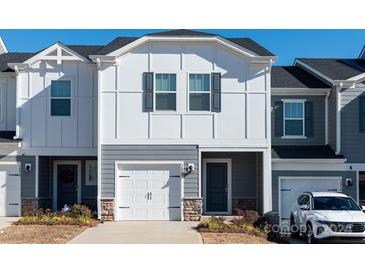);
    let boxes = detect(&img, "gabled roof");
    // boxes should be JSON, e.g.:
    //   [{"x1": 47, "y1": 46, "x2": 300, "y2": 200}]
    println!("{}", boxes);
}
[
  {"x1": 66, "y1": 45, "x2": 103, "y2": 59},
  {"x1": 271, "y1": 66, "x2": 330, "y2": 89},
  {"x1": 0, "y1": 52, "x2": 35, "y2": 72},
  {"x1": 296, "y1": 58, "x2": 365, "y2": 81},
  {"x1": 146, "y1": 29, "x2": 216, "y2": 37},
  {"x1": 93, "y1": 29, "x2": 275, "y2": 57},
  {"x1": 272, "y1": 145, "x2": 344, "y2": 159}
]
